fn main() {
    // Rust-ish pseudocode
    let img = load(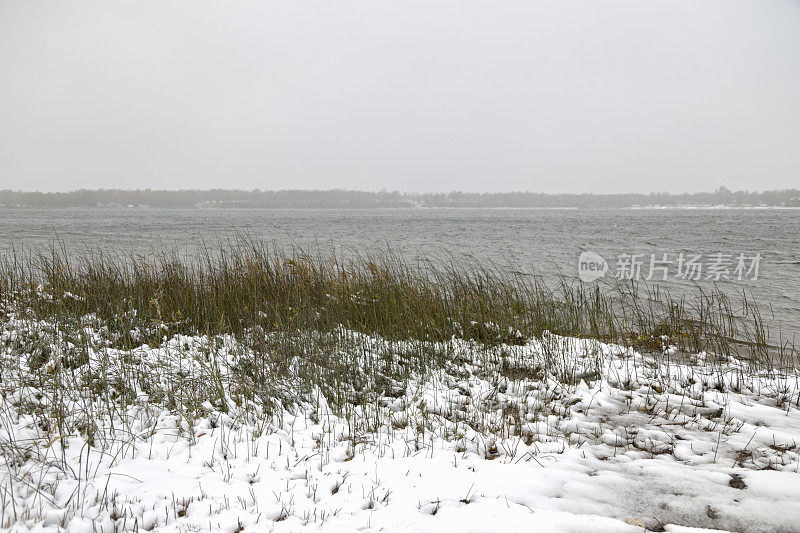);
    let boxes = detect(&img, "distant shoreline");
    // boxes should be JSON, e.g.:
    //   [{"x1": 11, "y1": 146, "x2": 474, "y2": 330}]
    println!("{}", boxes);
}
[
  {"x1": 2, "y1": 205, "x2": 799, "y2": 211},
  {"x1": 2, "y1": 187, "x2": 799, "y2": 209}
]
